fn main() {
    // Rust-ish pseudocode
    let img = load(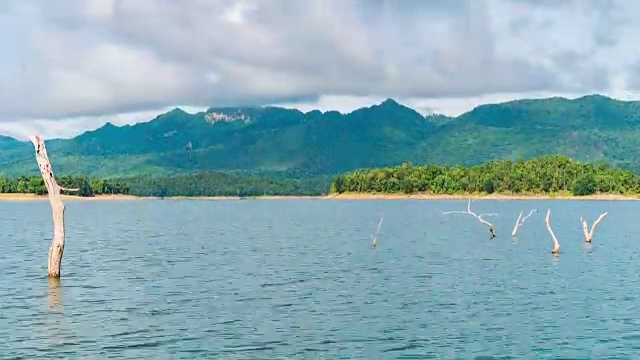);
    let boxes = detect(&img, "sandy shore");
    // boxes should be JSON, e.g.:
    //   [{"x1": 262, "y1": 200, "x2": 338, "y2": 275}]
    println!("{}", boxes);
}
[
  {"x1": 0, "y1": 192, "x2": 637, "y2": 201},
  {"x1": 0, "y1": 194, "x2": 142, "y2": 202},
  {"x1": 325, "y1": 192, "x2": 640, "y2": 201},
  {"x1": 0, "y1": 194, "x2": 319, "y2": 201}
]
